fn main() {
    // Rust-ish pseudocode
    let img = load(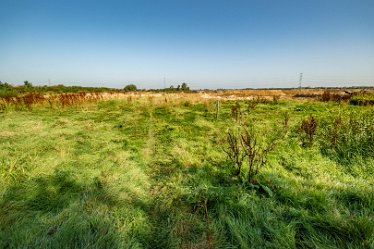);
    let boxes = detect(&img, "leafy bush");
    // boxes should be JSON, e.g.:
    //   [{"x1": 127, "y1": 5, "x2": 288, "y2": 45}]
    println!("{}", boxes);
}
[{"x1": 124, "y1": 84, "x2": 137, "y2": 91}]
